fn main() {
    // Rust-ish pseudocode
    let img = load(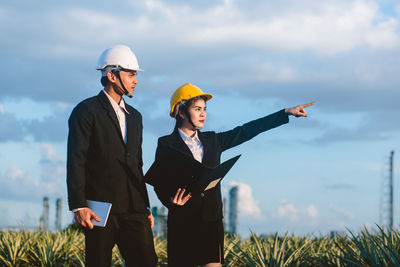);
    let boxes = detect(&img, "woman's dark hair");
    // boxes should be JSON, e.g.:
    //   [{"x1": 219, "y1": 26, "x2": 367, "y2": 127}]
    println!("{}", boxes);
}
[{"x1": 174, "y1": 95, "x2": 207, "y2": 129}]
